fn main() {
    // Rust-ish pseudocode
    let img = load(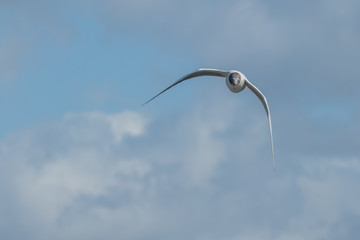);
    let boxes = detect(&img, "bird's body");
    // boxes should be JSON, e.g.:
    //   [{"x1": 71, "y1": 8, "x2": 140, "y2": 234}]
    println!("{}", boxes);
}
[{"x1": 143, "y1": 69, "x2": 275, "y2": 171}]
